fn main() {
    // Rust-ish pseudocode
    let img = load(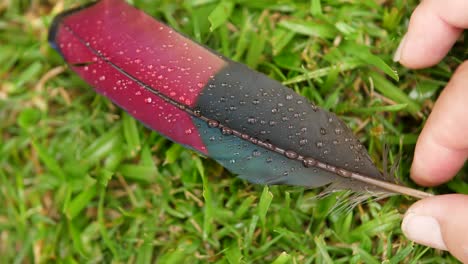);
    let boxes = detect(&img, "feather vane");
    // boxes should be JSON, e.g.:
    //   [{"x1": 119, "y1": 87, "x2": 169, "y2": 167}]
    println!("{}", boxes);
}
[{"x1": 49, "y1": 0, "x2": 432, "y2": 199}]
